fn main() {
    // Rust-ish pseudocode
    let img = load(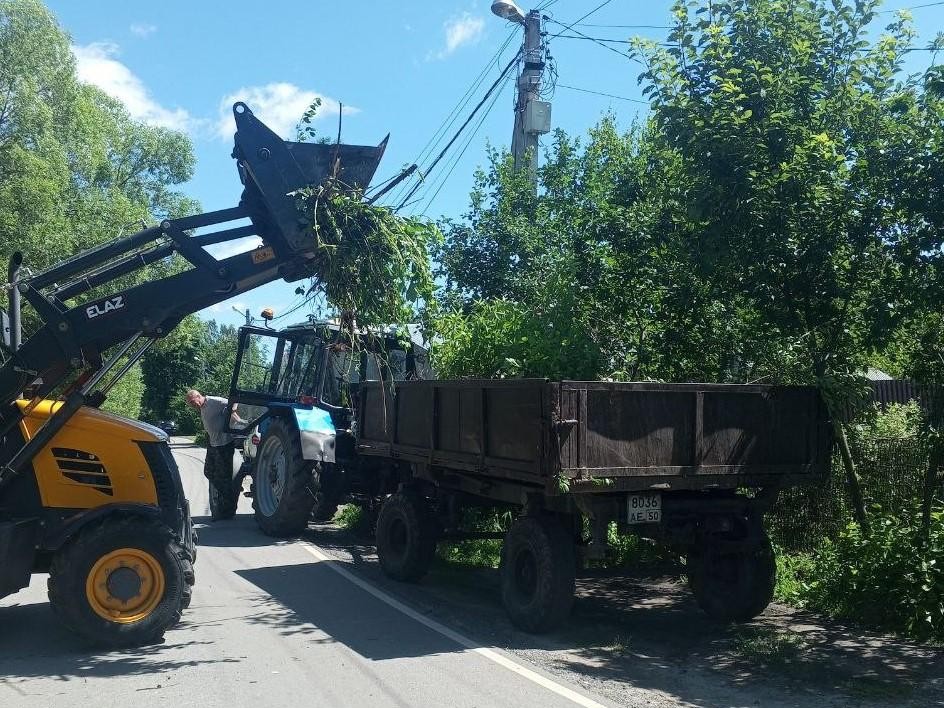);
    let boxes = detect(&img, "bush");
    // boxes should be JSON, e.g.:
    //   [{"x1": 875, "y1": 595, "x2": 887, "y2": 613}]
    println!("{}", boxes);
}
[
  {"x1": 773, "y1": 548, "x2": 815, "y2": 605},
  {"x1": 802, "y1": 508, "x2": 944, "y2": 640}
]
